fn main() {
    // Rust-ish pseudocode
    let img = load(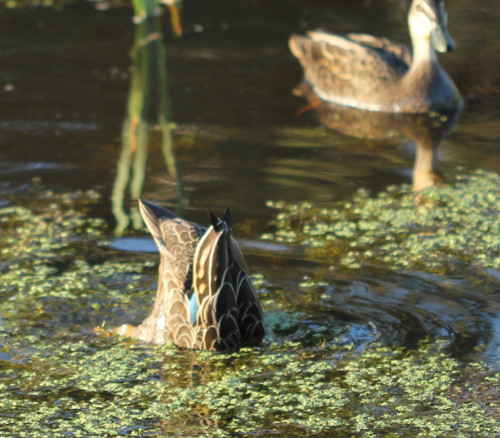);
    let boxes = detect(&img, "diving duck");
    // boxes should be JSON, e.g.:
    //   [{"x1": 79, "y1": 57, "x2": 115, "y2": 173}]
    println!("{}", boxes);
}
[
  {"x1": 115, "y1": 200, "x2": 266, "y2": 351},
  {"x1": 289, "y1": 0, "x2": 462, "y2": 113}
]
